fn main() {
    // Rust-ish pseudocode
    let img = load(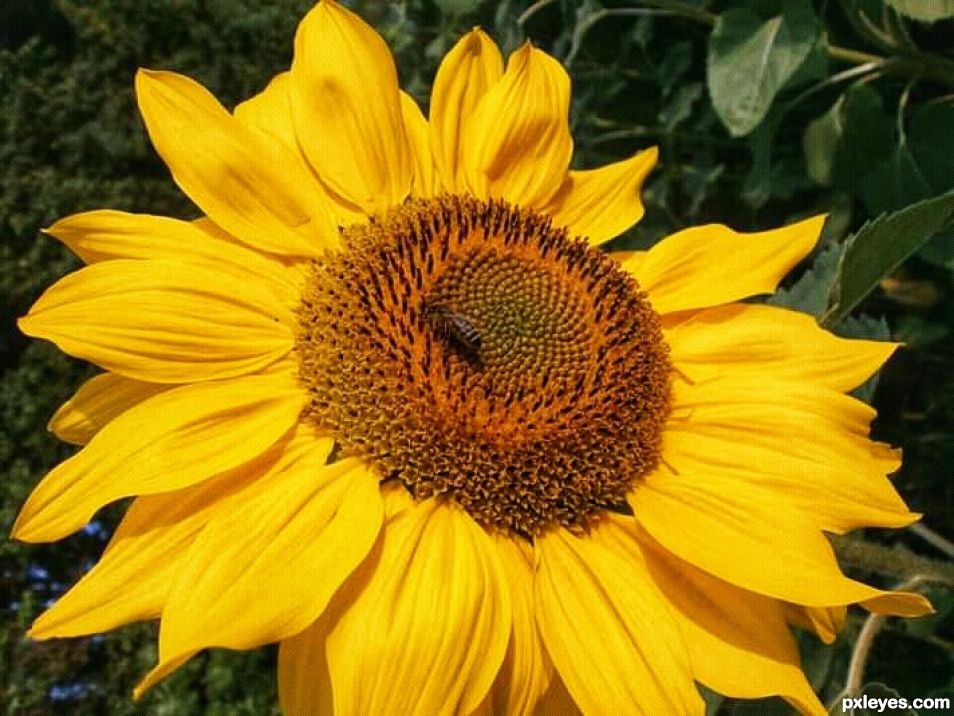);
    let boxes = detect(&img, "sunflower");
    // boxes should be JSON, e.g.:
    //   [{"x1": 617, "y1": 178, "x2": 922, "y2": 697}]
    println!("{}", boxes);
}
[{"x1": 13, "y1": 1, "x2": 931, "y2": 713}]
